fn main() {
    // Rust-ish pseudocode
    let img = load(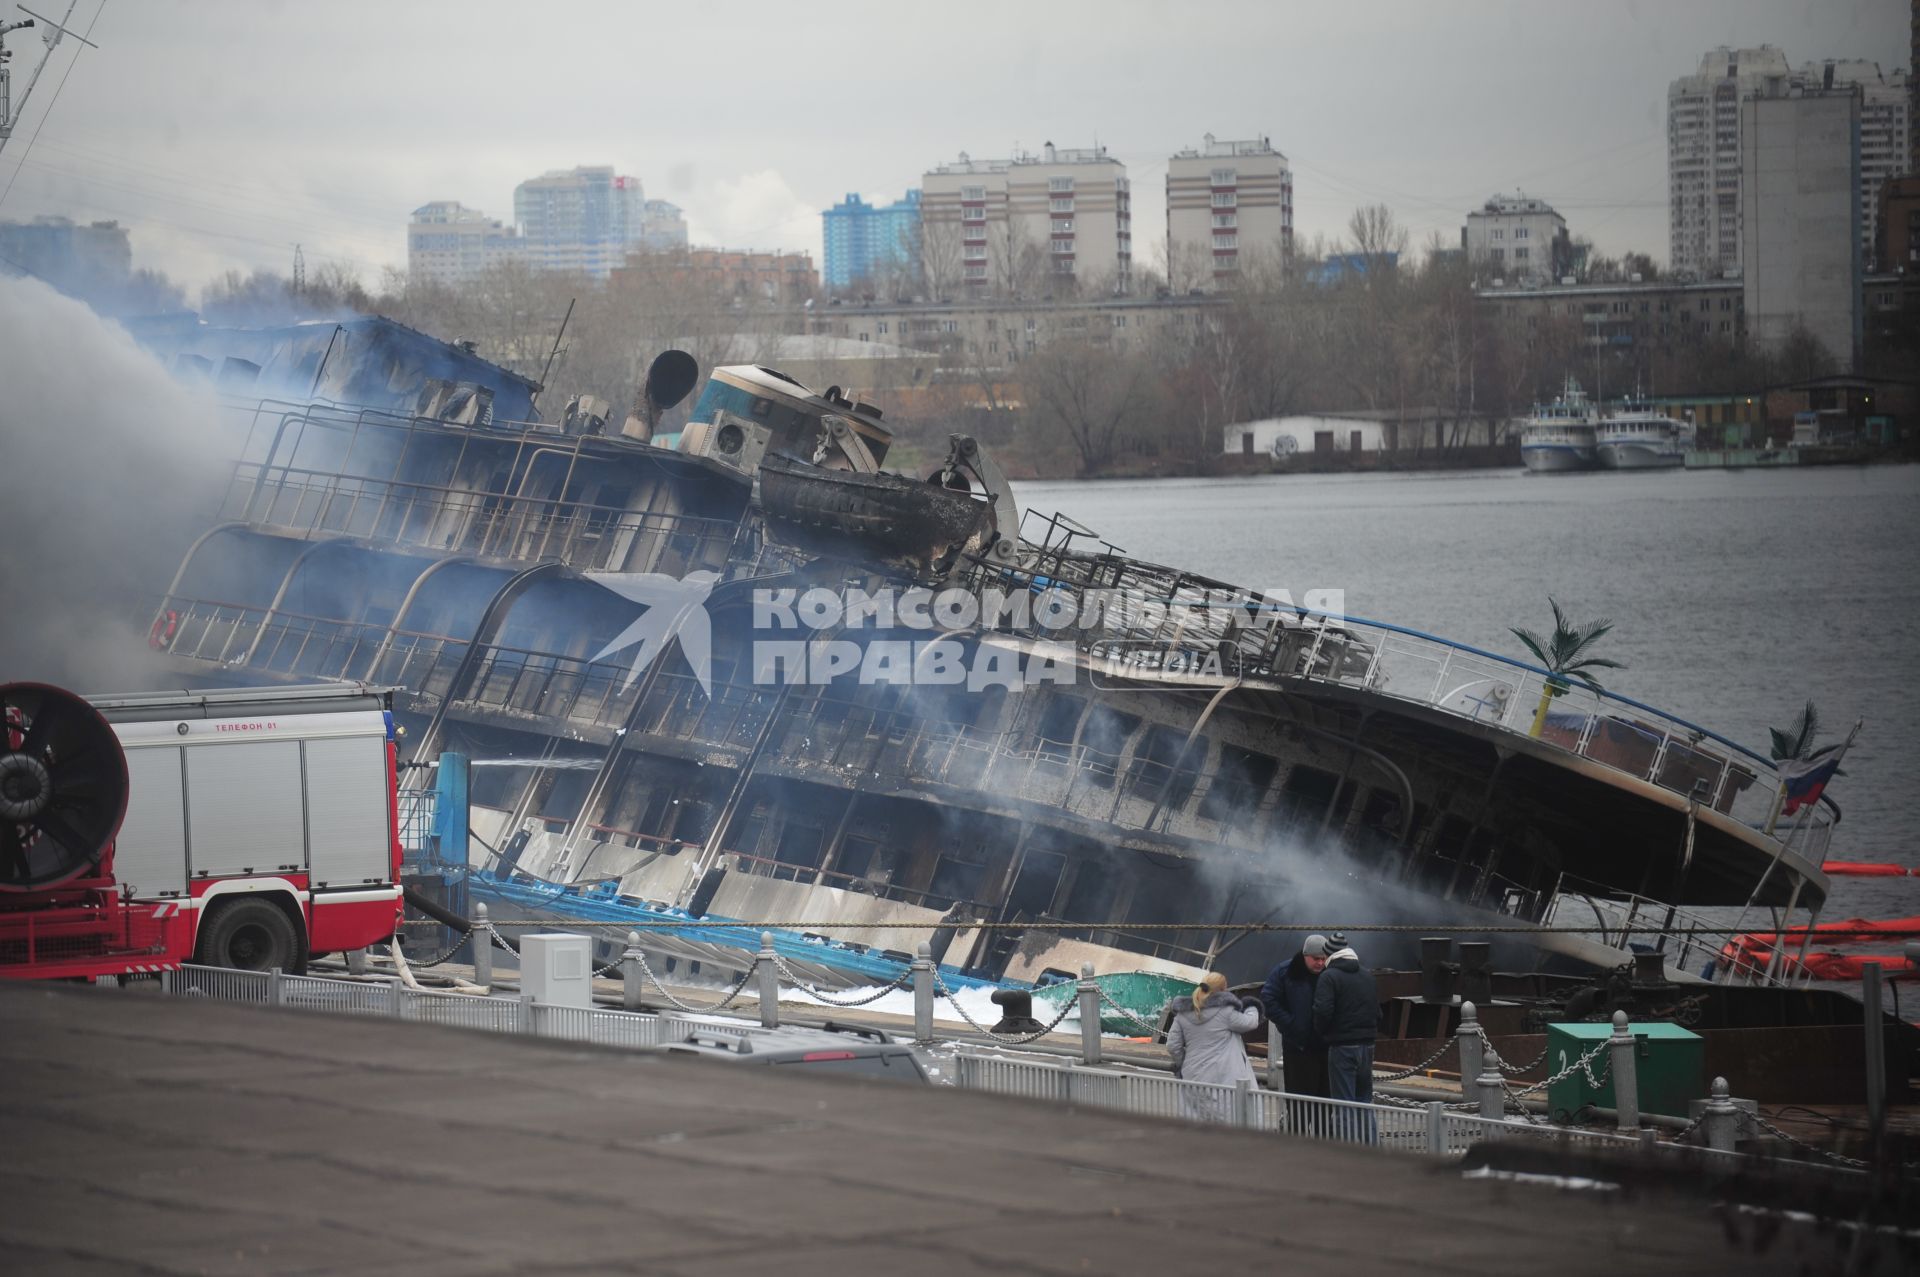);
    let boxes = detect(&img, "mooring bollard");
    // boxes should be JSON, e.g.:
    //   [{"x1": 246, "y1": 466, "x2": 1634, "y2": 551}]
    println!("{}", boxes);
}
[
  {"x1": 621, "y1": 930, "x2": 643, "y2": 1011},
  {"x1": 912, "y1": 942, "x2": 935, "y2": 1046},
  {"x1": 473, "y1": 902, "x2": 493, "y2": 989},
  {"x1": 1077, "y1": 963, "x2": 1101, "y2": 1066},
  {"x1": 1456, "y1": 1001, "x2": 1484, "y2": 1105},
  {"x1": 758, "y1": 932, "x2": 780, "y2": 1029},
  {"x1": 1476, "y1": 1040, "x2": 1506, "y2": 1120},
  {"x1": 1609, "y1": 1010, "x2": 1641, "y2": 1136}
]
